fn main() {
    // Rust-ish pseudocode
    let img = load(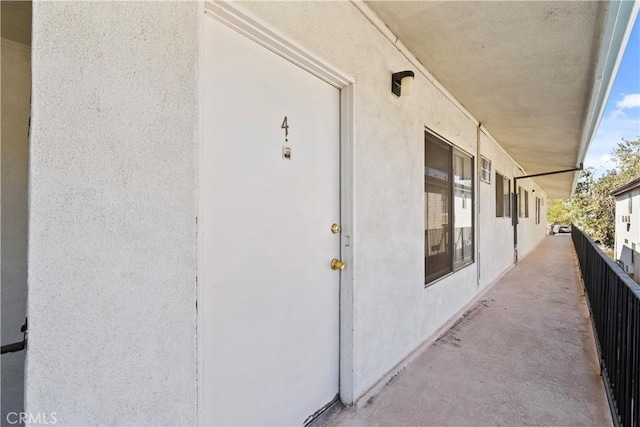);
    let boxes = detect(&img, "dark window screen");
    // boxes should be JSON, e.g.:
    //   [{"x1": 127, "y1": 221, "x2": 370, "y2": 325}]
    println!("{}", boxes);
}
[
  {"x1": 425, "y1": 134, "x2": 452, "y2": 282},
  {"x1": 496, "y1": 172, "x2": 510, "y2": 218},
  {"x1": 453, "y1": 152, "x2": 473, "y2": 268},
  {"x1": 496, "y1": 173, "x2": 504, "y2": 217}
]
